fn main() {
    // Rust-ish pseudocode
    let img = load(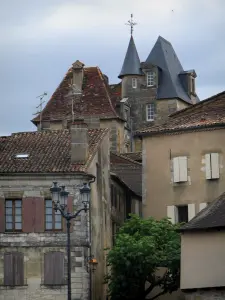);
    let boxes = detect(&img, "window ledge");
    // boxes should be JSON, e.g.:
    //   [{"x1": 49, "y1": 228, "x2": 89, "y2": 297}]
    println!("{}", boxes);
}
[{"x1": 0, "y1": 285, "x2": 28, "y2": 289}]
